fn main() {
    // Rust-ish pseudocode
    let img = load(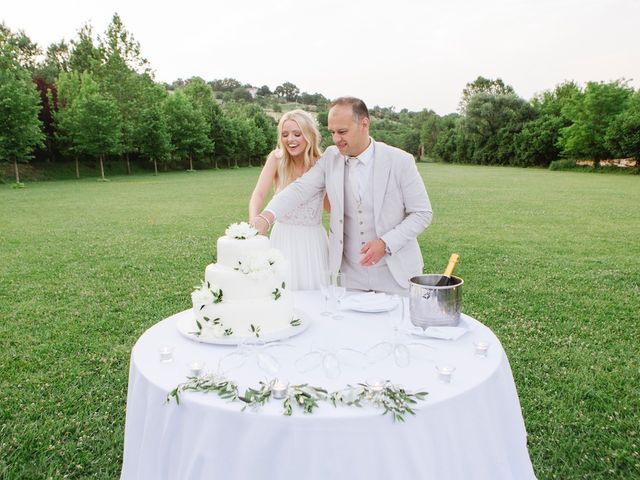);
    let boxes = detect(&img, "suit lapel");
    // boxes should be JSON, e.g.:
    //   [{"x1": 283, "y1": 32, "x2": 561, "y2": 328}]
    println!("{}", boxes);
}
[
  {"x1": 333, "y1": 149, "x2": 345, "y2": 218},
  {"x1": 372, "y1": 142, "x2": 391, "y2": 222}
]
